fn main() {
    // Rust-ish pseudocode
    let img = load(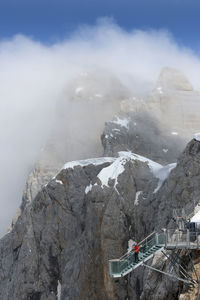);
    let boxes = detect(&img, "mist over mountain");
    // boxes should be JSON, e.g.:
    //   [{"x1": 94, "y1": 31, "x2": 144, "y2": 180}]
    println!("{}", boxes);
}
[
  {"x1": 1, "y1": 62, "x2": 200, "y2": 298},
  {"x1": 1, "y1": 21, "x2": 200, "y2": 235},
  {"x1": 1, "y1": 18, "x2": 200, "y2": 298}
]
